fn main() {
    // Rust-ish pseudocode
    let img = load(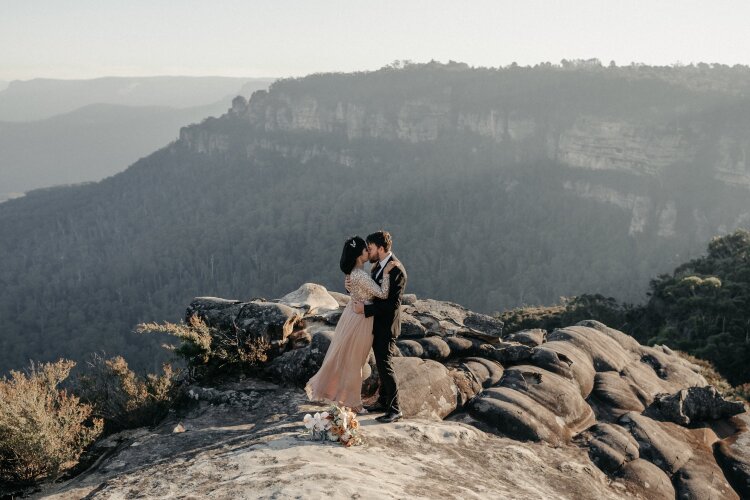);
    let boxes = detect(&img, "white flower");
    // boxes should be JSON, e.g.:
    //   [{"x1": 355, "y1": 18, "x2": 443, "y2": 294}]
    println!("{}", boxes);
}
[
  {"x1": 303, "y1": 413, "x2": 315, "y2": 430},
  {"x1": 341, "y1": 431, "x2": 352, "y2": 443},
  {"x1": 319, "y1": 411, "x2": 332, "y2": 430},
  {"x1": 327, "y1": 431, "x2": 339, "y2": 442}
]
